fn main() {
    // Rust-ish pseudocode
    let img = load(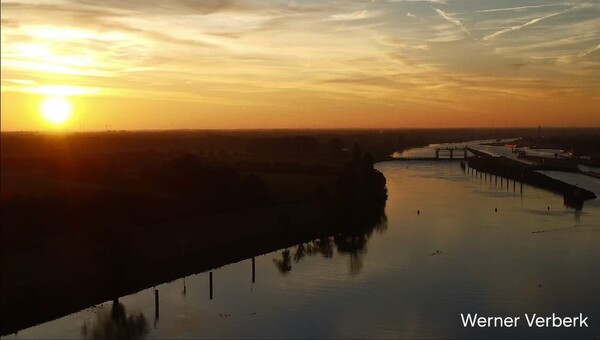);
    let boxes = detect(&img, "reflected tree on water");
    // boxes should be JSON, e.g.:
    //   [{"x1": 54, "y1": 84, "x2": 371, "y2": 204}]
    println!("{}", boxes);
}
[
  {"x1": 334, "y1": 232, "x2": 369, "y2": 275},
  {"x1": 314, "y1": 237, "x2": 335, "y2": 258},
  {"x1": 273, "y1": 249, "x2": 292, "y2": 274},
  {"x1": 273, "y1": 214, "x2": 387, "y2": 275},
  {"x1": 81, "y1": 299, "x2": 148, "y2": 340}
]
